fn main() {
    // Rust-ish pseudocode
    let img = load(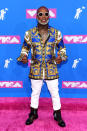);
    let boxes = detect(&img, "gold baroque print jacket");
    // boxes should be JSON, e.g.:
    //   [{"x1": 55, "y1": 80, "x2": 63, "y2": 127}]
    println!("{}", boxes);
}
[{"x1": 17, "y1": 26, "x2": 67, "y2": 80}]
